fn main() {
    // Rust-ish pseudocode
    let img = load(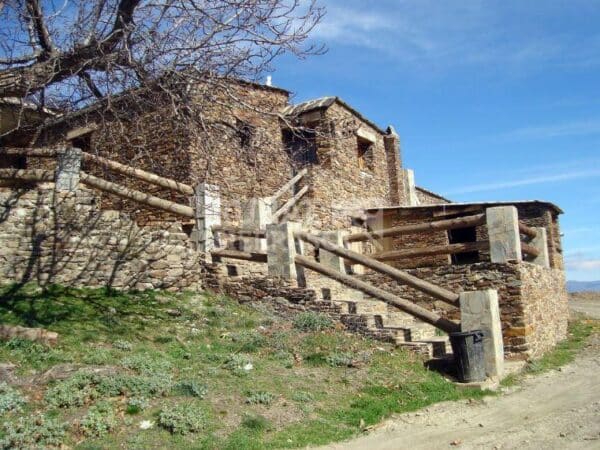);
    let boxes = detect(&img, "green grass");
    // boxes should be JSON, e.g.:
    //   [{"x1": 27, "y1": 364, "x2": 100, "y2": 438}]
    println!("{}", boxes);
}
[
  {"x1": 0, "y1": 282, "x2": 492, "y2": 449},
  {"x1": 501, "y1": 319, "x2": 599, "y2": 387}
]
